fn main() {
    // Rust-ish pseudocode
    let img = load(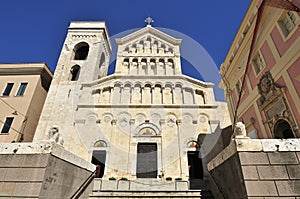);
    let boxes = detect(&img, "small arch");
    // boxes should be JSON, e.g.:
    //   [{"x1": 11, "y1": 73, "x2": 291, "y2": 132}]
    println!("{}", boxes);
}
[
  {"x1": 94, "y1": 140, "x2": 108, "y2": 148},
  {"x1": 70, "y1": 65, "x2": 80, "y2": 81},
  {"x1": 187, "y1": 141, "x2": 200, "y2": 149},
  {"x1": 74, "y1": 42, "x2": 89, "y2": 60},
  {"x1": 159, "y1": 59, "x2": 164, "y2": 63},
  {"x1": 274, "y1": 119, "x2": 295, "y2": 139},
  {"x1": 135, "y1": 123, "x2": 160, "y2": 136},
  {"x1": 155, "y1": 84, "x2": 162, "y2": 88},
  {"x1": 168, "y1": 59, "x2": 174, "y2": 64},
  {"x1": 150, "y1": 58, "x2": 156, "y2": 63},
  {"x1": 144, "y1": 83, "x2": 152, "y2": 88},
  {"x1": 132, "y1": 58, "x2": 138, "y2": 64},
  {"x1": 141, "y1": 58, "x2": 147, "y2": 63}
]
